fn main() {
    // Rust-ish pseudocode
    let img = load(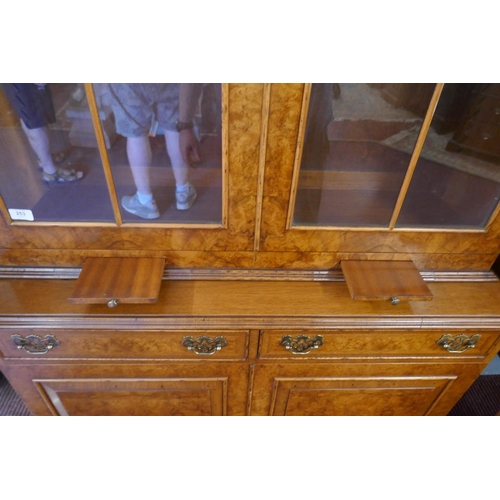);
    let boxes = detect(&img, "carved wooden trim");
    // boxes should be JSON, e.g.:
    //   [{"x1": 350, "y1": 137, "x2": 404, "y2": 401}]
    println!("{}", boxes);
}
[
  {"x1": 2, "y1": 315, "x2": 500, "y2": 331},
  {"x1": 0, "y1": 266, "x2": 497, "y2": 283}
]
